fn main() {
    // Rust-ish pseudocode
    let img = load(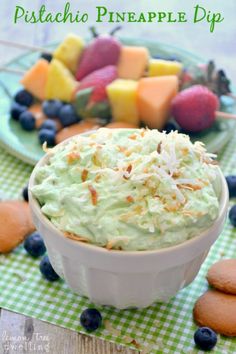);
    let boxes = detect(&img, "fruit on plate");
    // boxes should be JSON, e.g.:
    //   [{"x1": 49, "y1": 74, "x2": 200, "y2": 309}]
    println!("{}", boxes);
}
[
  {"x1": 58, "y1": 104, "x2": 80, "y2": 127},
  {"x1": 28, "y1": 104, "x2": 47, "y2": 129},
  {"x1": 148, "y1": 59, "x2": 183, "y2": 77},
  {"x1": 10, "y1": 102, "x2": 27, "y2": 121},
  {"x1": 106, "y1": 121, "x2": 139, "y2": 128},
  {"x1": 76, "y1": 65, "x2": 117, "y2": 102},
  {"x1": 171, "y1": 85, "x2": 219, "y2": 132},
  {"x1": 74, "y1": 89, "x2": 111, "y2": 120},
  {"x1": 38, "y1": 128, "x2": 56, "y2": 147},
  {"x1": 56, "y1": 120, "x2": 101, "y2": 144},
  {"x1": 19, "y1": 111, "x2": 36, "y2": 131},
  {"x1": 137, "y1": 76, "x2": 178, "y2": 129},
  {"x1": 117, "y1": 46, "x2": 149, "y2": 80},
  {"x1": 42, "y1": 99, "x2": 63, "y2": 118},
  {"x1": 106, "y1": 79, "x2": 139, "y2": 125},
  {"x1": 74, "y1": 65, "x2": 117, "y2": 119},
  {"x1": 45, "y1": 59, "x2": 77, "y2": 102},
  {"x1": 76, "y1": 30, "x2": 121, "y2": 80},
  {"x1": 181, "y1": 60, "x2": 232, "y2": 97},
  {"x1": 21, "y1": 59, "x2": 49, "y2": 101},
  {"x1": 14, "y1": 89, "x2": 34, "y2": 107},
  {"x1": 53, "y1": 33, "x2": 84, "y2": 73}
]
